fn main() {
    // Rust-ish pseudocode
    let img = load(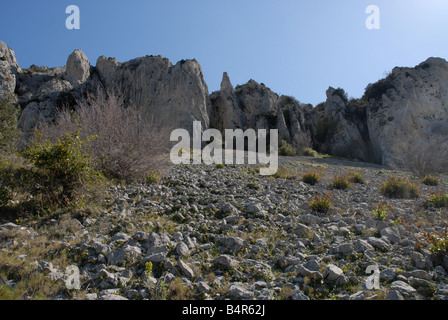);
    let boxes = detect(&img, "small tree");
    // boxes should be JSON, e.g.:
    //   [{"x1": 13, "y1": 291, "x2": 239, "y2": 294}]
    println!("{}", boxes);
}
[
  {"x1": 23, "y1": 128, "x2": 100, "y2": 206},
  {"x1": 0, "y1": 95, "x2": 21, "y2": 154}
]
